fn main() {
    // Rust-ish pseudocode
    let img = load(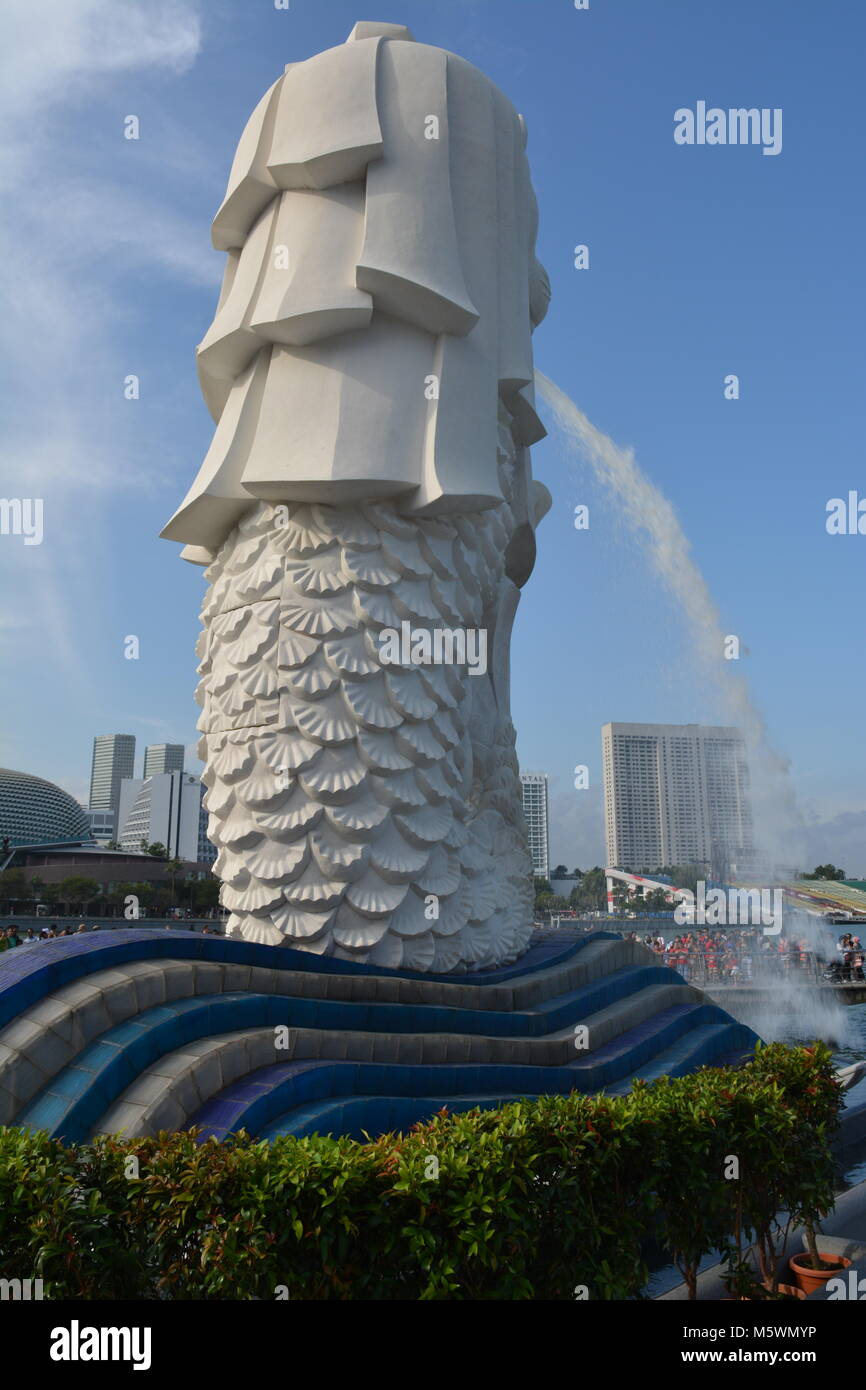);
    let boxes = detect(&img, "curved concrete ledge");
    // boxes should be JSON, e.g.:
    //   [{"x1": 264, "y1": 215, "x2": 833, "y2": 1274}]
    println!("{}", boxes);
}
[
  {"x1": 0, "y1": 927, "x2": 602, "y2": 1031},
  {"x1": 95, "y1": 1028, "x2": 280, "y2": 1138},
  {"x1": 0, "y1": 937, "x2": 681, "y2": 1126},
  {"x1": 2, "y1": 929, "x2": 760, "y2": 1144},
  {"x1": 92, "y1": 1003, "x2": 751, "y2": 1141},
  {"x1": 259, "y1": 1019, "x2": 756, "y2": 1141}
]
